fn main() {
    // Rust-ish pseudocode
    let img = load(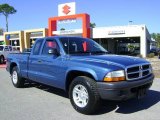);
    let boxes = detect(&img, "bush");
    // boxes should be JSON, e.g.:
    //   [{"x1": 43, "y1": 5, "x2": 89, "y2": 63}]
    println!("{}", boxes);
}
[
  {"x1": 158, "y1": 52, "x2": 160, "y2": 59},
  {"x1": 147, "y1": 53, "x2": 155, "y2": 58}
]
